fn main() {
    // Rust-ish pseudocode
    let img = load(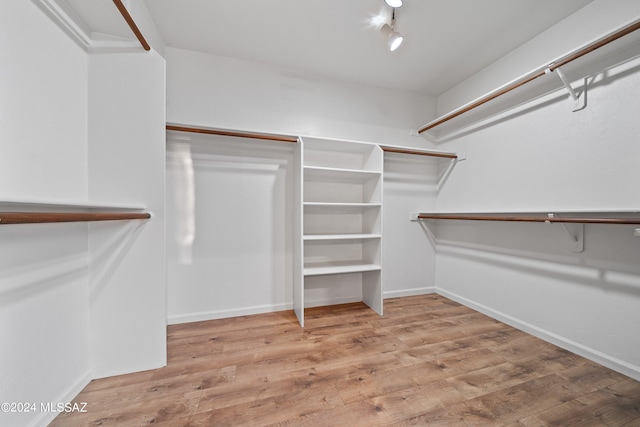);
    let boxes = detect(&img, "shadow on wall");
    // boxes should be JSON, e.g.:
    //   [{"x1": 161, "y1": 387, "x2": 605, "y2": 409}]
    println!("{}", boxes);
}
[
  {"x1": 420, "y1": 219, "x2": 640, "y2": 297},
  {"x1": 166, "y1": 134, "x2": 296, "y2": 321},
  {"x1": 383, "y1": 152, "x2": 457, "y2": 194},
  {"x1": 0, "y1": 223, "x2": 89, "y2": 308},
  {"x1": 435, "y1": 43, "x2": 640, "y2": 143},
  {"x1": 89, "y1": 220, "x2": 149, "y2": 303}
]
